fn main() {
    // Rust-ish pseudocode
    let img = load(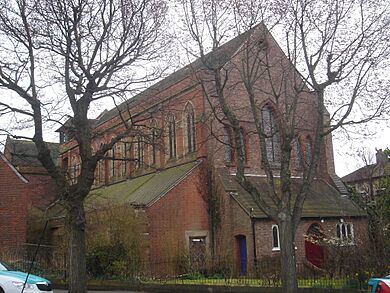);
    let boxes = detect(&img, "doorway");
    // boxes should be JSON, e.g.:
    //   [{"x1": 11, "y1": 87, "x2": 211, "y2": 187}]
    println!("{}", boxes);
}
[
  {"x1": 236, "y1": 235, "x2": 247, "y2": 275},
  {"x1": 305, "y1": 223, "x2": 324, "y2": 268}
]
